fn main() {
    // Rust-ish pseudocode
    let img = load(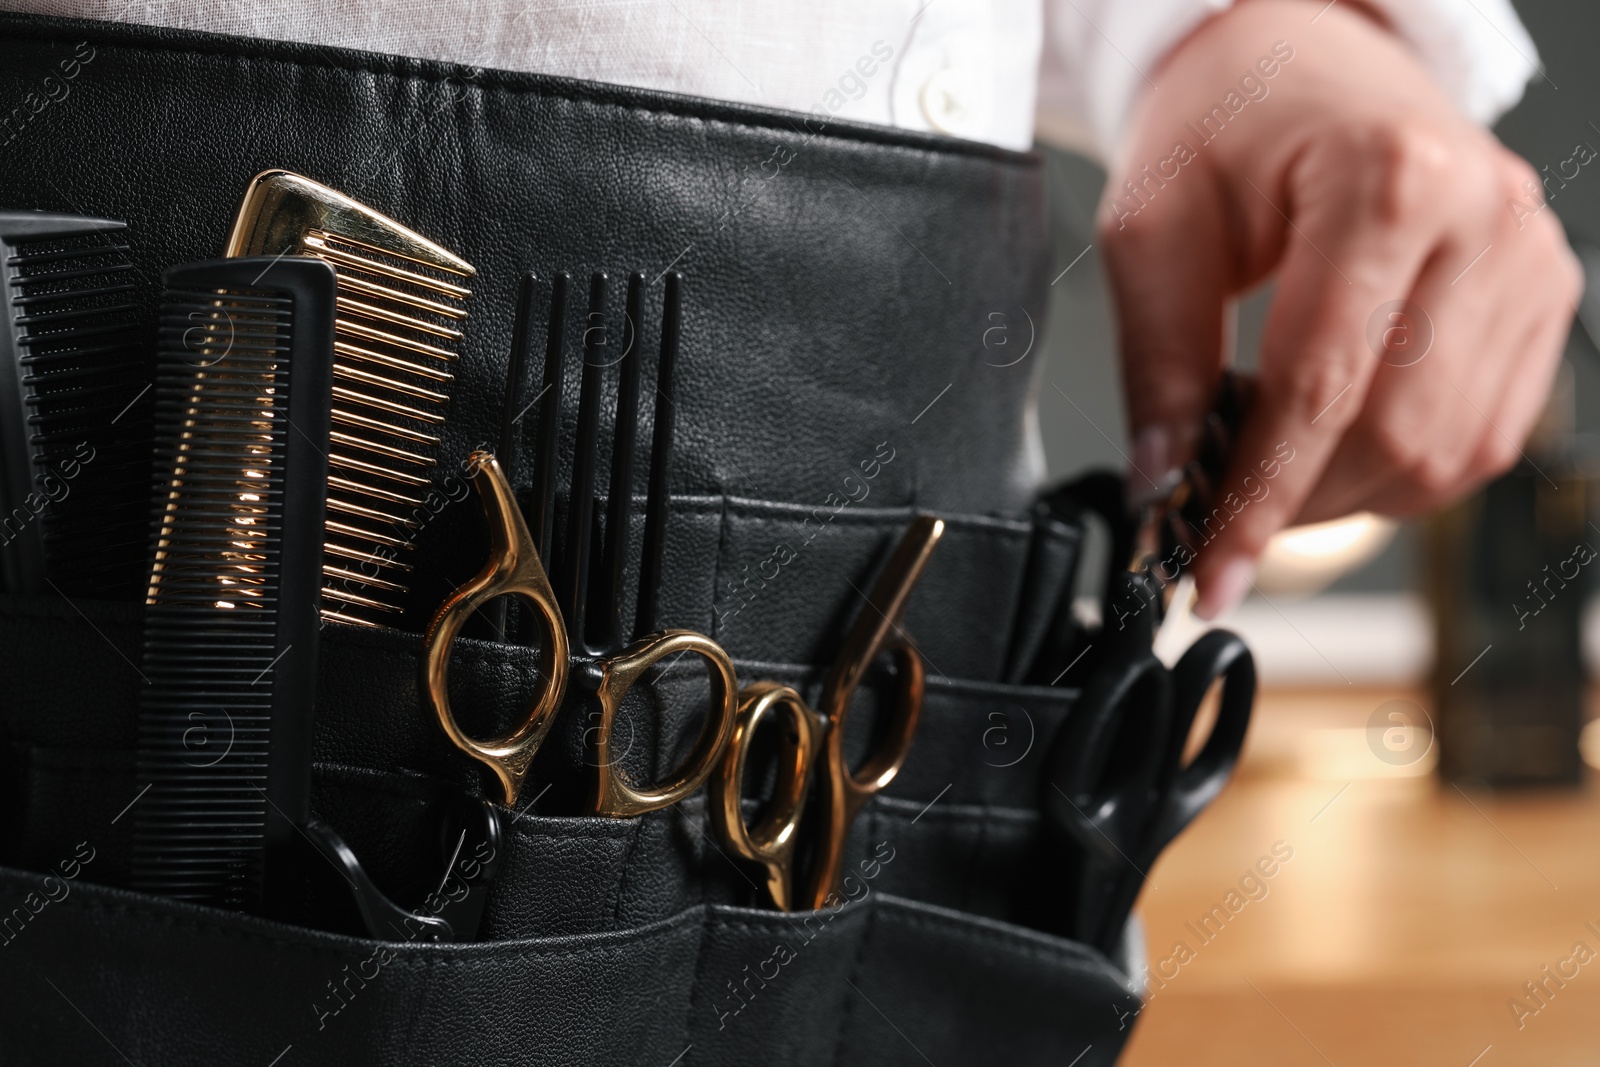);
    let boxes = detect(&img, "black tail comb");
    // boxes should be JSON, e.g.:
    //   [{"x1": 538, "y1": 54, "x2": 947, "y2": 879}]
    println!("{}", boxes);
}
[{"x1": 0, "y1": 210, "x2": 150, "y2": 598}]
